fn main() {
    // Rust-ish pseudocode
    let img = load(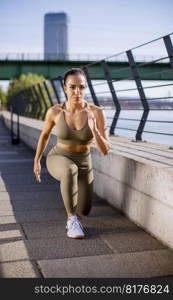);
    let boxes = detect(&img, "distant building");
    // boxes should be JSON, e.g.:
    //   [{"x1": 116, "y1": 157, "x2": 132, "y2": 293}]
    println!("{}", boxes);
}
[{"x1": 44, "y1": 12, "x2": 68, "y2": 60}]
